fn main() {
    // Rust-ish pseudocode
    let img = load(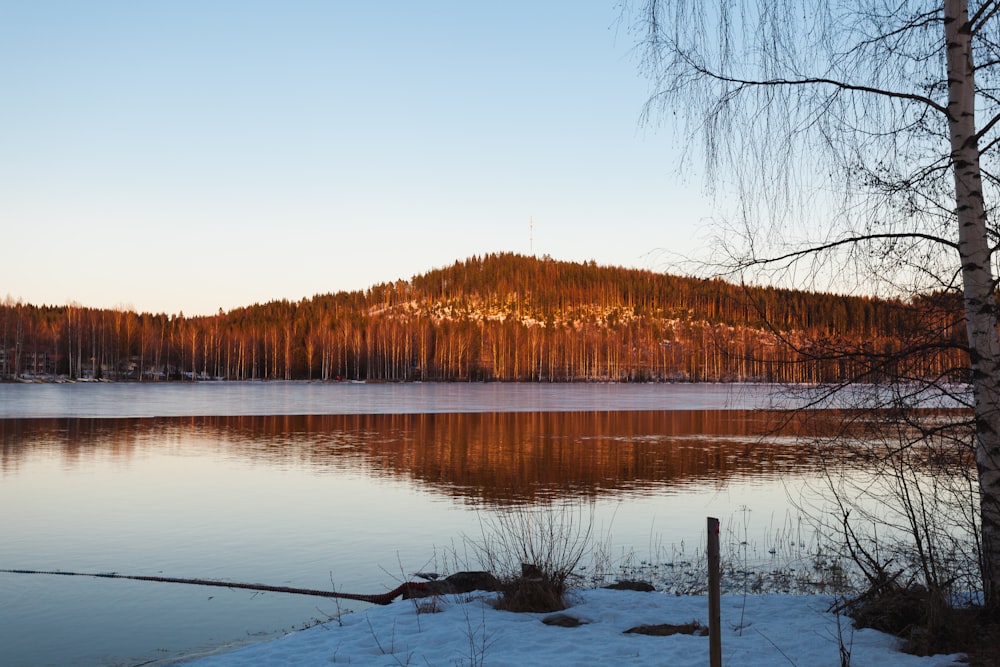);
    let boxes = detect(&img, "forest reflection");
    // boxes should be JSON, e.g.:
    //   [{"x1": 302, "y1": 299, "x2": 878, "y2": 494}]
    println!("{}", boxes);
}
[{"x1": 0, "y1": 409, "x2": 966, "y2": 504}]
